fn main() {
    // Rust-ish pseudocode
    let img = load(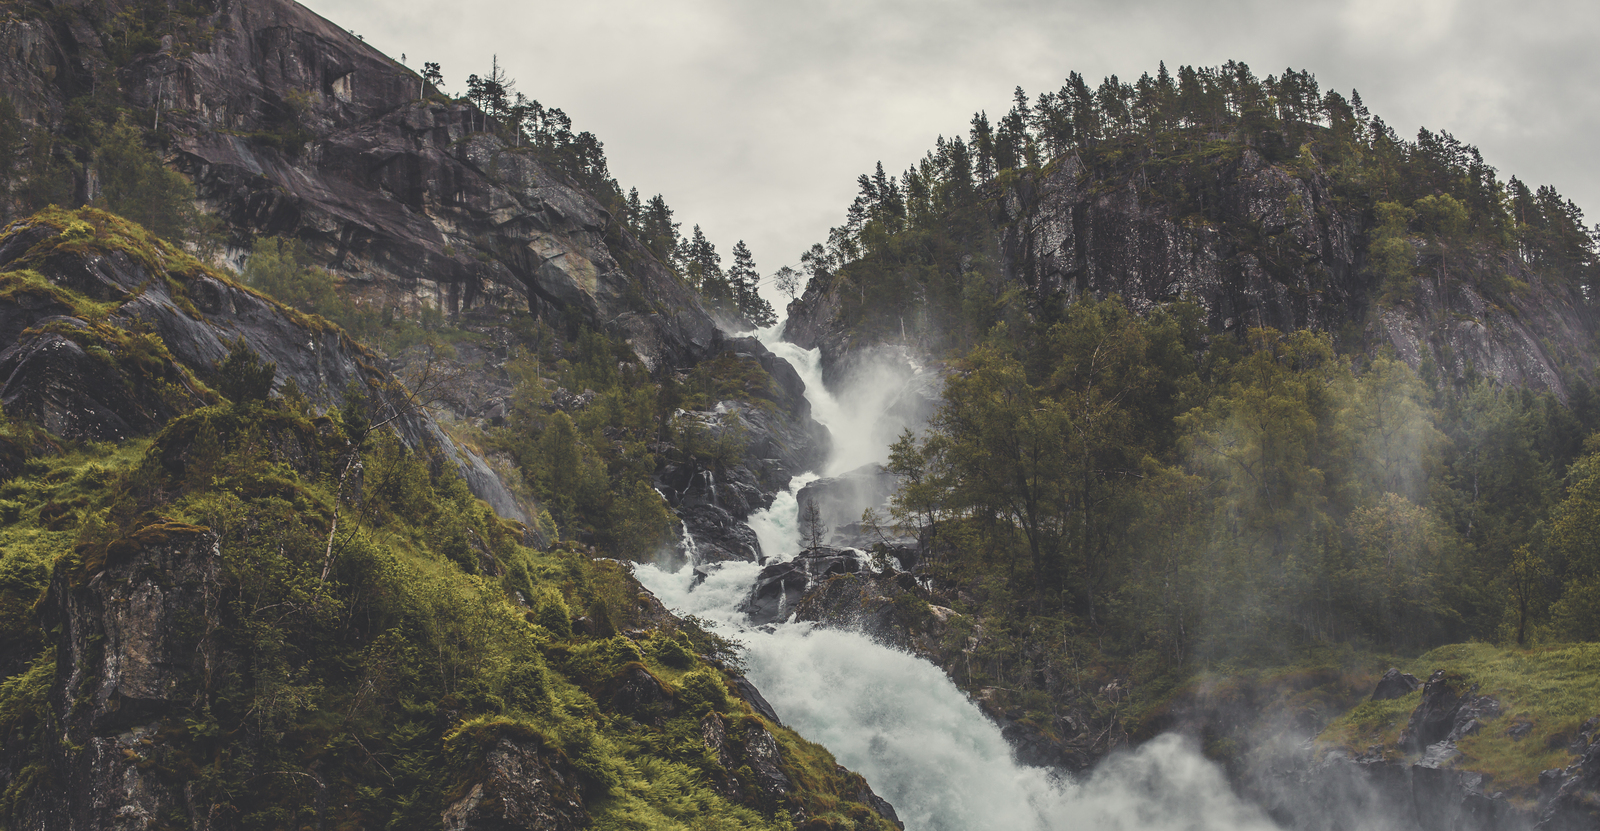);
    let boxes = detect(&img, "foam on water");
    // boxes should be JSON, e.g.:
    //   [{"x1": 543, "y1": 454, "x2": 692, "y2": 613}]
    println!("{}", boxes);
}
[{"x1": 635, "y1": 324, "x2": 1288, "y2": 830}]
